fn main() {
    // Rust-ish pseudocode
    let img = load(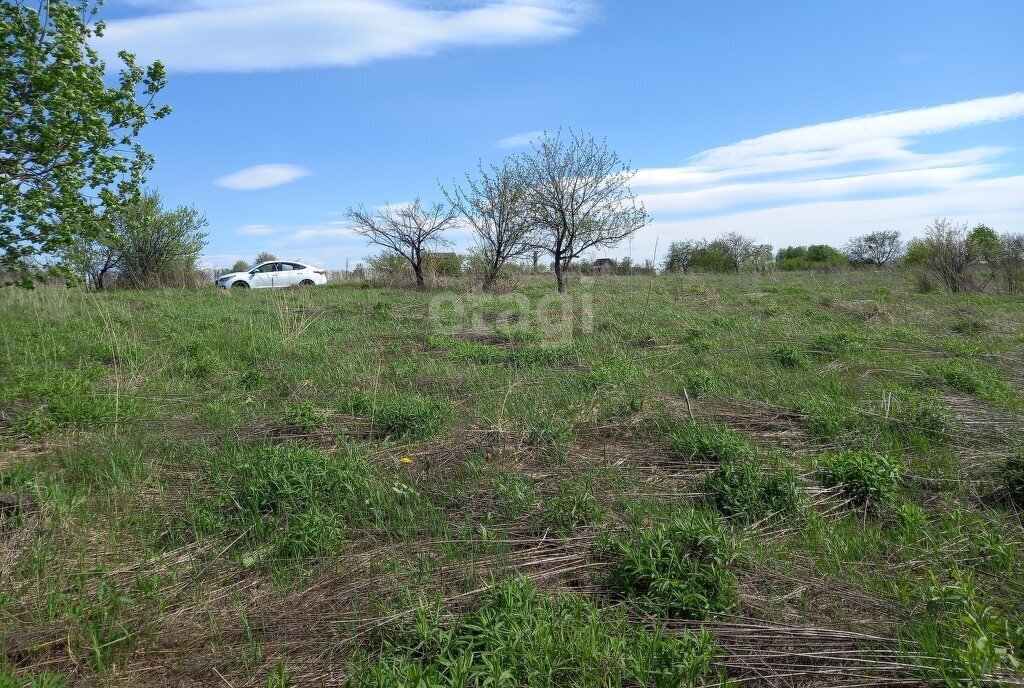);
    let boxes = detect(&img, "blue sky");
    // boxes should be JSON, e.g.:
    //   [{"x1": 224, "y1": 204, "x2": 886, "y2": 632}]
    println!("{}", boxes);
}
[{"x1": 97, "y1": 1, "x2": 1024, "y2": 269}]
